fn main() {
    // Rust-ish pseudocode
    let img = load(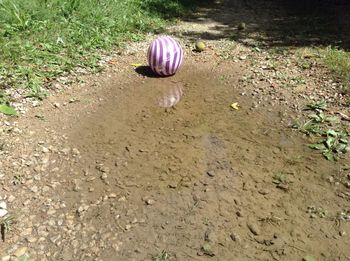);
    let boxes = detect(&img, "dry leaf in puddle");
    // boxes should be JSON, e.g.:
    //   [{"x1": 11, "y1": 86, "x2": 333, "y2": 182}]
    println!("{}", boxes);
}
[
  {"x1": 131, "y1": 63, "x2": 143, "y2": 67},
  {"x1": 230, "y1": 102, "x2": 239, "y2": 110}
]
